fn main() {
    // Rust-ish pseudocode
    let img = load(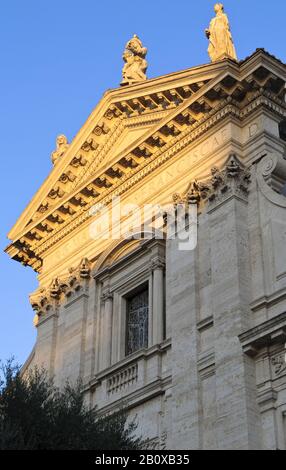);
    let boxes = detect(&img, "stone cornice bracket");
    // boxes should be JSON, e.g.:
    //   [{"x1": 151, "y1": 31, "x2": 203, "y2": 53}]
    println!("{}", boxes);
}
[
  {"x1": 184, "y1": 180, "x2": 211, "y2": 207},
  {"x1": 271, "y1": 352, "x2": 286, "y2": 377},
  {"x1": 9, "y1": 240, "x2": 43, "y2": 273},
  {"x1": 49, "y1": 278, "x2": 62, "y2": 300}
]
